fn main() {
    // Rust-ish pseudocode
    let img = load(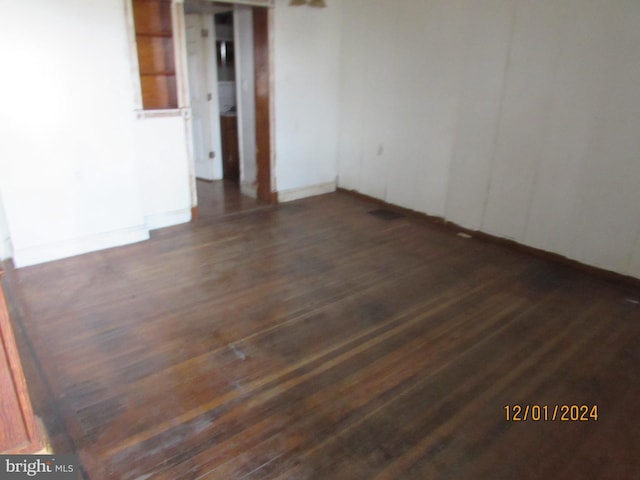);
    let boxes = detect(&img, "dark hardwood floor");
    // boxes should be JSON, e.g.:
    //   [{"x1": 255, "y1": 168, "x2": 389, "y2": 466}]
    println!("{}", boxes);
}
[{"x1": 2, "y1": 181, "x2": 640, "y2": 479}]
